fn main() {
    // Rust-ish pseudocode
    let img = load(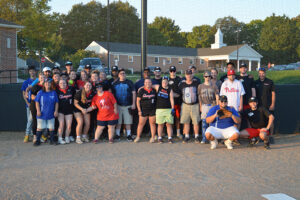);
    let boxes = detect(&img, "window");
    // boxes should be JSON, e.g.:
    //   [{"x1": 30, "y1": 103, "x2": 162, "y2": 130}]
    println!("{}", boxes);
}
[
  {"x1": 7, "y1": 38, "x2": 11, "y2": 48},
  {"x1": 167, "y1": 57, "x2": 171, "y2": 64},
  {"x1": 189, "y1": 59, "x2": 195, "y2": 64},
  {"x1": 178, "y1": 58, "x2": 183, "y2": 64},
  {"x1": 114, "y1": 55, "x2": 119, "y2": 61},
  {"x1": 154, "y1": 57, "x2": 159, "y2": 63},
  {"x1": 128, "y1": 55, "x2": 133, "y2": 62},
  {"x1": 200, "y1": 59, "x2": 205, "y2": 65}
]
